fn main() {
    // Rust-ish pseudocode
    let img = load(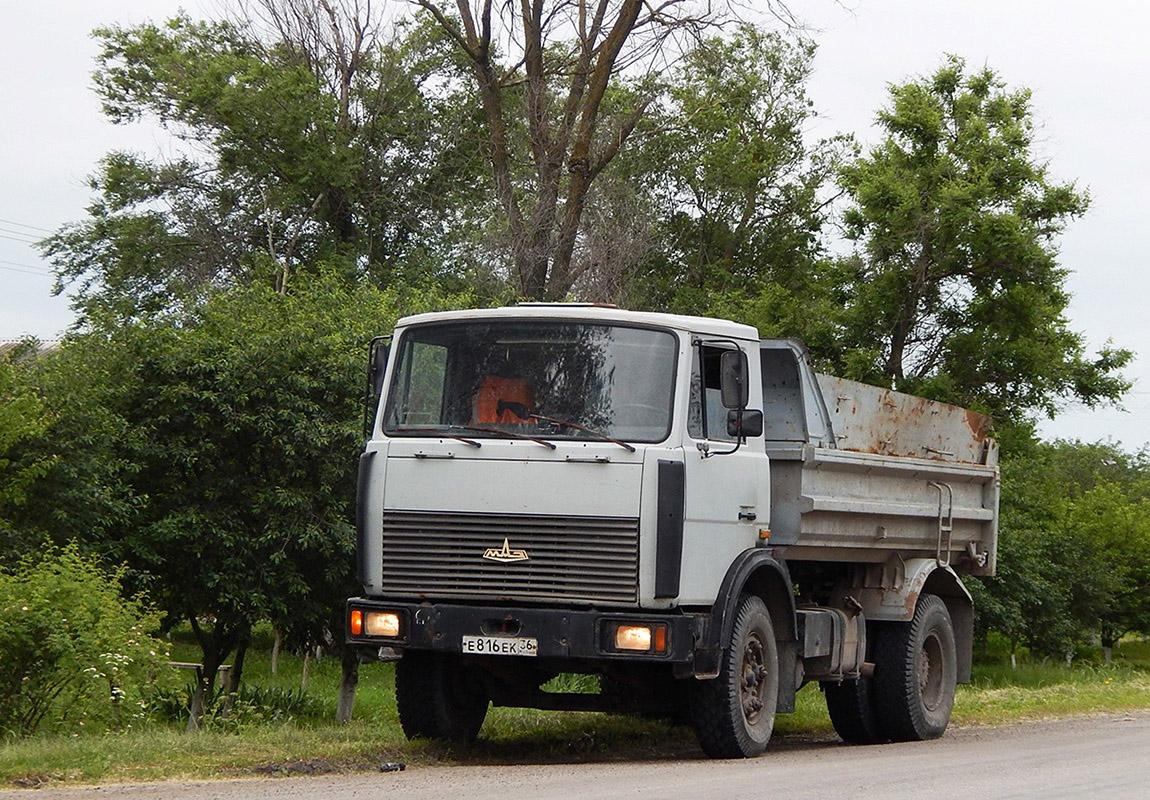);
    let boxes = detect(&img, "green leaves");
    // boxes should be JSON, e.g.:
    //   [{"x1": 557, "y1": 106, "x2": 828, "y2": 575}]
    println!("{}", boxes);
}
[
  {"x1": 0, "y1": 349, "x2": 55, "y2": 521},
  {"x1": 972, "y1": 441, "x2": 1150, "y2": 658},
  {"x1": 0, "y1": 544, "x2": 168, "y2": 737},
  {"x1": 46, "y1": 8, "x2": 488, "y2": 323},
  {"x1": 836, "y1": 56, "x2": 1129, "y2": 424},
  {"x1": 624, "y1": 26, "x2": 851, "y2": 337}
]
